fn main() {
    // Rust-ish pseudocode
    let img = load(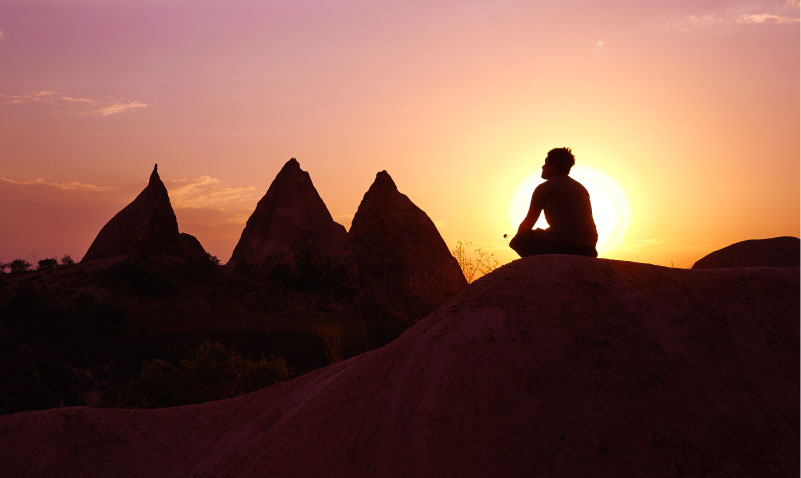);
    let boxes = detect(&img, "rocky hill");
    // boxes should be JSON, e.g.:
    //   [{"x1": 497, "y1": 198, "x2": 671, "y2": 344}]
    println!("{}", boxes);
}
[
  {"x1": 1, "y1": 256, "x2": 796, "y2": 477},
  {"x1": 692, "y1": 236, "x2": 800, "y2": 269}
]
